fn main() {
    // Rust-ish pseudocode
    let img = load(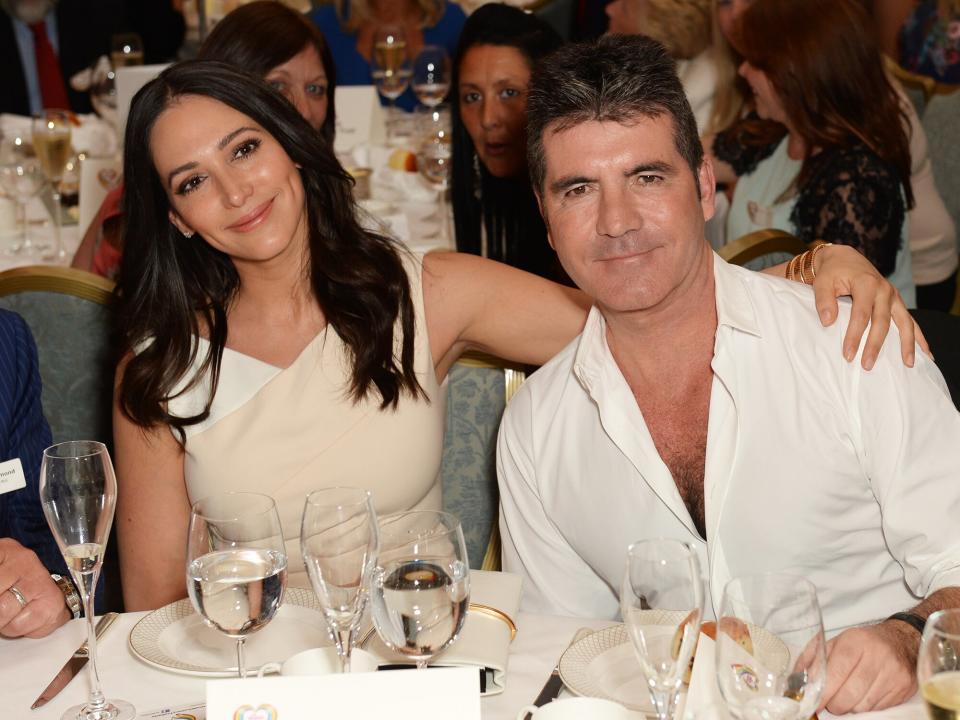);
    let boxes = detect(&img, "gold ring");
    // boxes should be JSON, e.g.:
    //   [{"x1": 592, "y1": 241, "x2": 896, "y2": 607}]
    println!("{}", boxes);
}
[
  {"x1": 469, "y1": 602, "x2": 518, "y2": 642},
  {"x1": 8, "y1": 585, "x2": 27, "y2": 608}
]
